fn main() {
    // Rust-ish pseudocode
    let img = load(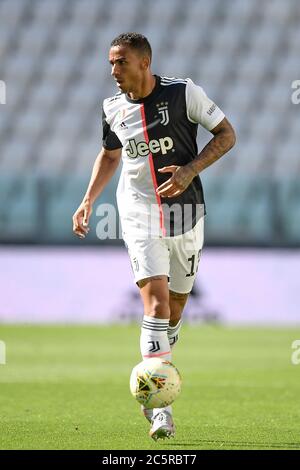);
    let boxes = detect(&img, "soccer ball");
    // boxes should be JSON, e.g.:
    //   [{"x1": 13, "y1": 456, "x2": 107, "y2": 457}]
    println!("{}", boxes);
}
[{"x1": 129, "y1": 358, "x2": 182, "y2": 408}]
